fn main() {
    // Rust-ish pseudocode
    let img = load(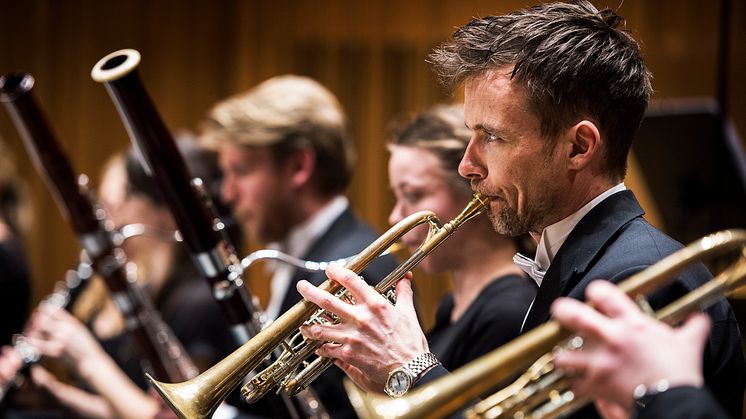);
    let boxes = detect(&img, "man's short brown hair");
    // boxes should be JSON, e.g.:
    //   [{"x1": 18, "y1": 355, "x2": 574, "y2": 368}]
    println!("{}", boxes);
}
[{"x1": 429, "y1": 1, "x2": 652, "y2": 180}]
